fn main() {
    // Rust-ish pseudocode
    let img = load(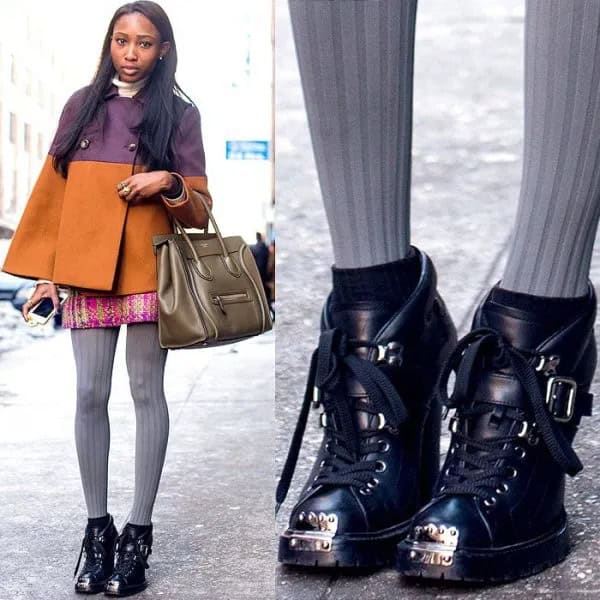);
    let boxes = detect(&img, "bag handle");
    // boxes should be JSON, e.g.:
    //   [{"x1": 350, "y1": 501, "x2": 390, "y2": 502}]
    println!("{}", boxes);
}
[
  {"x1": 172, "y1": 190, "x2": 241, "y2": 277},
  {"x1": 172, "y1": 219, "x2": 212, "y2": 279}
]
